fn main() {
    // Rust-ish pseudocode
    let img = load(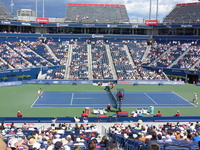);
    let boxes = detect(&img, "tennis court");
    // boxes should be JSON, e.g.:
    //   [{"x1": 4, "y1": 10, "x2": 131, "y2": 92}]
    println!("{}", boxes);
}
[{"x1": 32, "y1": 91, "x2": 195, "y2": 108}]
